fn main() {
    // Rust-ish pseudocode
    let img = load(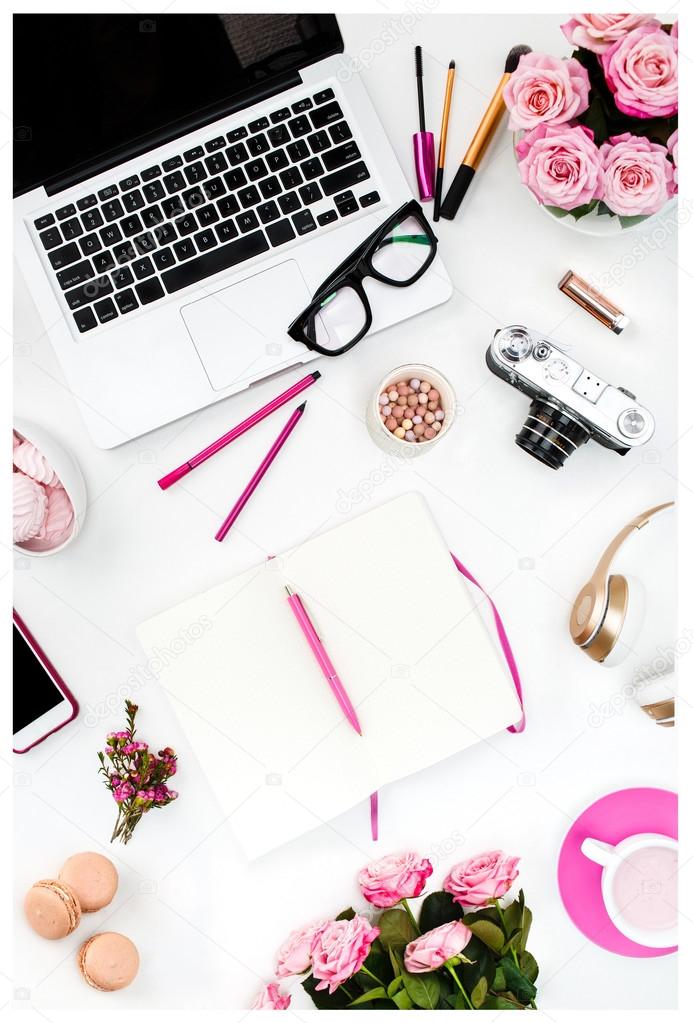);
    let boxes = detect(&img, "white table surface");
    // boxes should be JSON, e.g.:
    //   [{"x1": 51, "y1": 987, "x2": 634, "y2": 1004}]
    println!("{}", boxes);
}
[{"x1": 13, "y1": 12, "x2": 681, "y2": 1012}]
